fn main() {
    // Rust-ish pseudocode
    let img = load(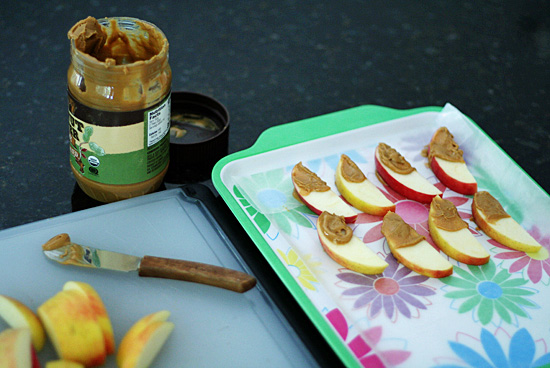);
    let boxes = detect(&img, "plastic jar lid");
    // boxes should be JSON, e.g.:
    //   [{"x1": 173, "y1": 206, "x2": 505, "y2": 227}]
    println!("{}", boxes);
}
[{"x1": 165, "y1": 91, "x2": 230, "y2": 183}]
